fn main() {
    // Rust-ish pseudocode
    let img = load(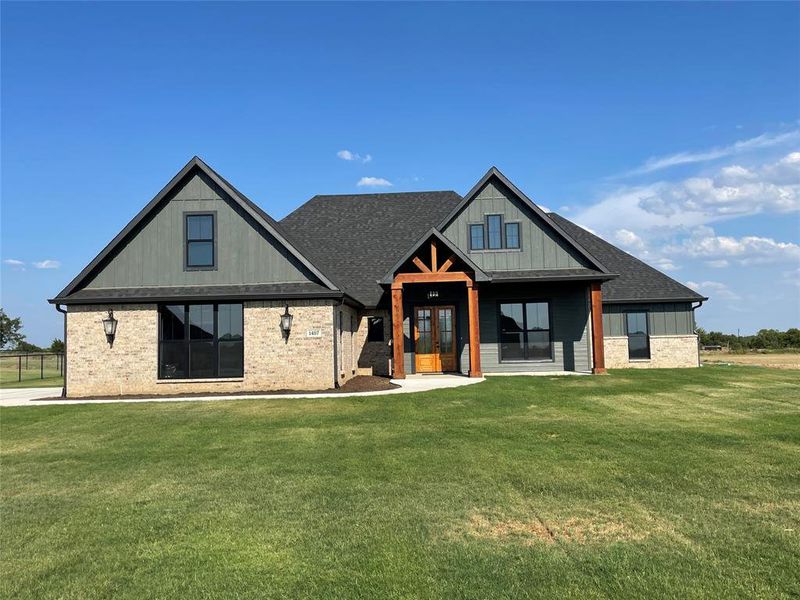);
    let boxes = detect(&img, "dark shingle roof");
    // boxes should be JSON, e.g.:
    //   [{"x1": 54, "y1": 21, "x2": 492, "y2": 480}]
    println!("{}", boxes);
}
[
  {"x1": 280, "y1": 191, "x2": 462, "y2": 306},
  {"x1": 58, "y1": 282, "x2": 338, "y2": 304},
  {"x1": 549, "y1": 214, "x2": 706, "y2": 303},
  {"x1": 489, "y1": 268, "x2": 613, "y2": 282}
]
